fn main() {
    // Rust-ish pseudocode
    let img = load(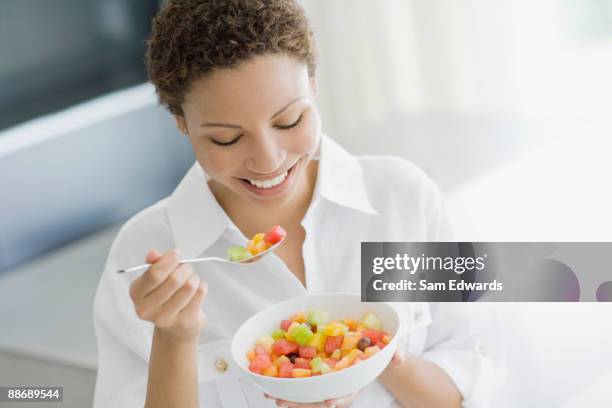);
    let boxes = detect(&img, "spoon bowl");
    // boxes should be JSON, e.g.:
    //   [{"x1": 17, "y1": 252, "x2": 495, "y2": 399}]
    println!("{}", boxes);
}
[{"x1": 116, "y1": 236, "x2": 285, "y2": 274}]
